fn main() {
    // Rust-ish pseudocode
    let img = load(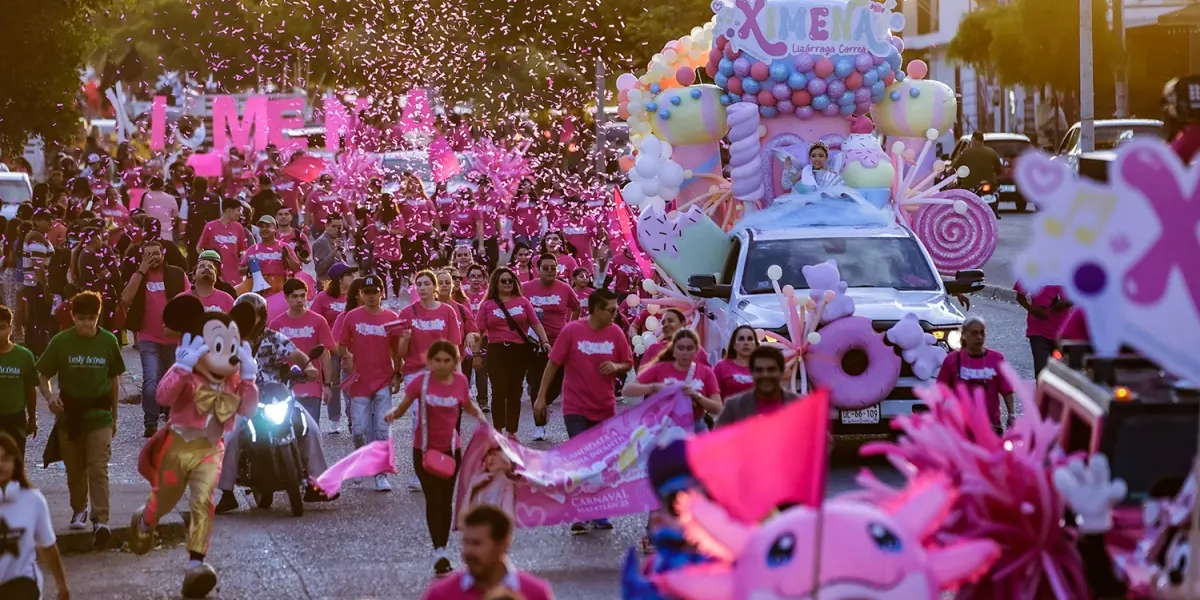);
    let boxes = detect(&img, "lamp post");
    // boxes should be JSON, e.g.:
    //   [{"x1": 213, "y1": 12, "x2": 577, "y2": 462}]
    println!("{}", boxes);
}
[{"x1": 1081, "y1": 0, "x2": 1096, "y2": 152}]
